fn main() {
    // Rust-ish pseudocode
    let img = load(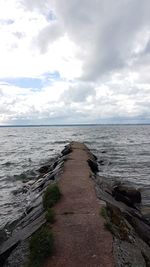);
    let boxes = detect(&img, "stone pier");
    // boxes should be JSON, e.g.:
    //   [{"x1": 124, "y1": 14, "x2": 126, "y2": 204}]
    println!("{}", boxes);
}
[{"x1": 45, "y1": 142, "x2": 114, "y2": 267}]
